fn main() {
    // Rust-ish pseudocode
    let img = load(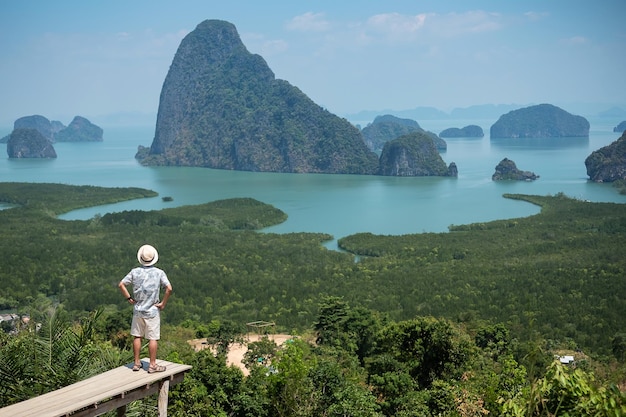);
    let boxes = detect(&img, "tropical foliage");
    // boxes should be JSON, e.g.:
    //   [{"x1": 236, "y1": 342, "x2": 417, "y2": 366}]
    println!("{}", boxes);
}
[{"x1": 0, "y1": 182, "x2": 625, "y2": 415}]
